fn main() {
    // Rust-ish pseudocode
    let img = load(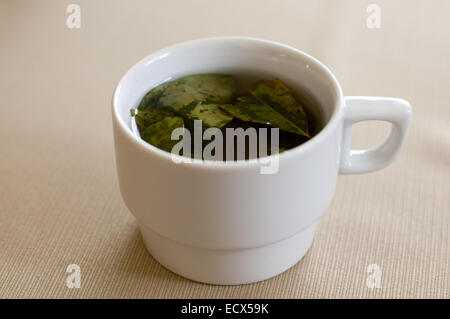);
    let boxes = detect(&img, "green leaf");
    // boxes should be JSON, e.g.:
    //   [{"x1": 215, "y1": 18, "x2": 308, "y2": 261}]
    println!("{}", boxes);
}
[
  {"x1": 138, "y1": 82, "x2": 170, "y2": 110},
  {"x1": 188, "y1": 103, "x2": 233, "y2": 128},
  {"x1": 140, "y1": 117, "x2": 184, "y2": 153},
  {"x1": 220, "y1": 79, "x2": 310, "y2": 137},
  {"x1": 131, "y1": 108, "x2": 175, "y2": 132},
  {"x1": 133, "y1": 76, "x2": 313, "y2": 156},
  {"x1": 152, "y1": 74, "x2": 236, "y2": 116}
]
